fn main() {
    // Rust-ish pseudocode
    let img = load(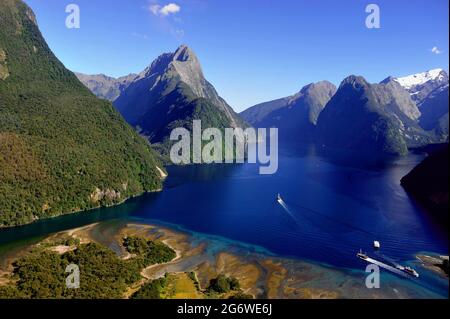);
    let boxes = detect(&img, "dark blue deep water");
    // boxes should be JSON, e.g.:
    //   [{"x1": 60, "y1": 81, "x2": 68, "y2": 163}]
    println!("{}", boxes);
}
[
  {"x1": 140, "y1": 147, "x2": 449, "y2": 268},
  {"x1": 0, "y1": 146, "x2": 448, "y2": 296}
]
